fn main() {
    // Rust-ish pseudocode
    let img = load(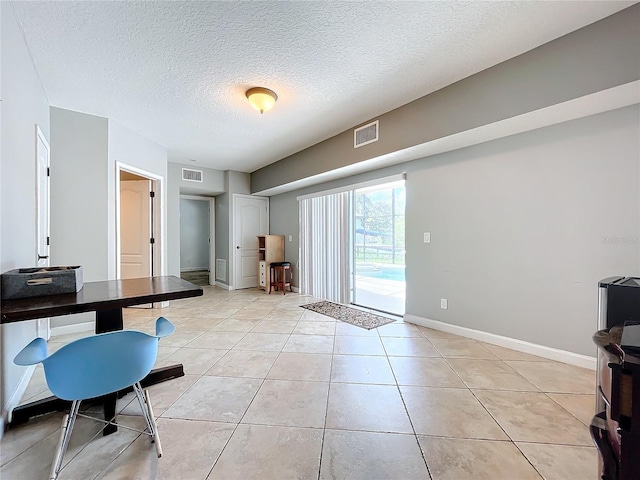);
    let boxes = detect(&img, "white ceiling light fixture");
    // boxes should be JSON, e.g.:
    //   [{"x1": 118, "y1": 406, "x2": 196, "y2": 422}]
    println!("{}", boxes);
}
[{"x1": 246, "y1": 87, "x2": 278, "y2": 114}]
